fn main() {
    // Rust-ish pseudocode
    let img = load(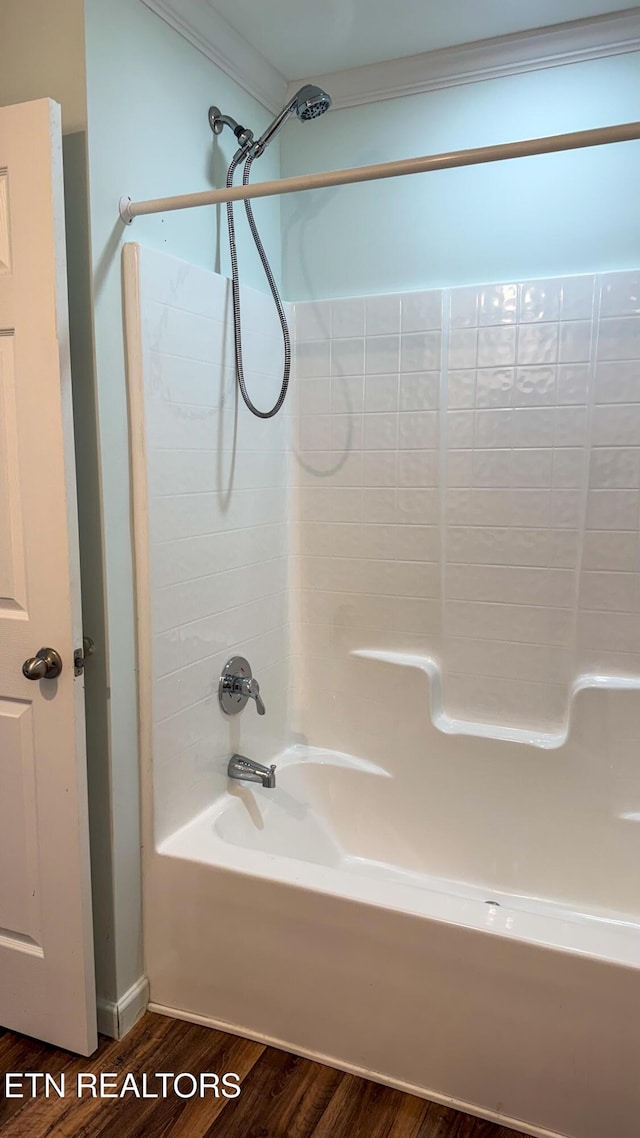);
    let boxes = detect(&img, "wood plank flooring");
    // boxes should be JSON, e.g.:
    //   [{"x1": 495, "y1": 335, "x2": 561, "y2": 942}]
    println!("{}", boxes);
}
[{"x1": 0, "y1": 1012, "x2": 532, "y2": 1137}]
